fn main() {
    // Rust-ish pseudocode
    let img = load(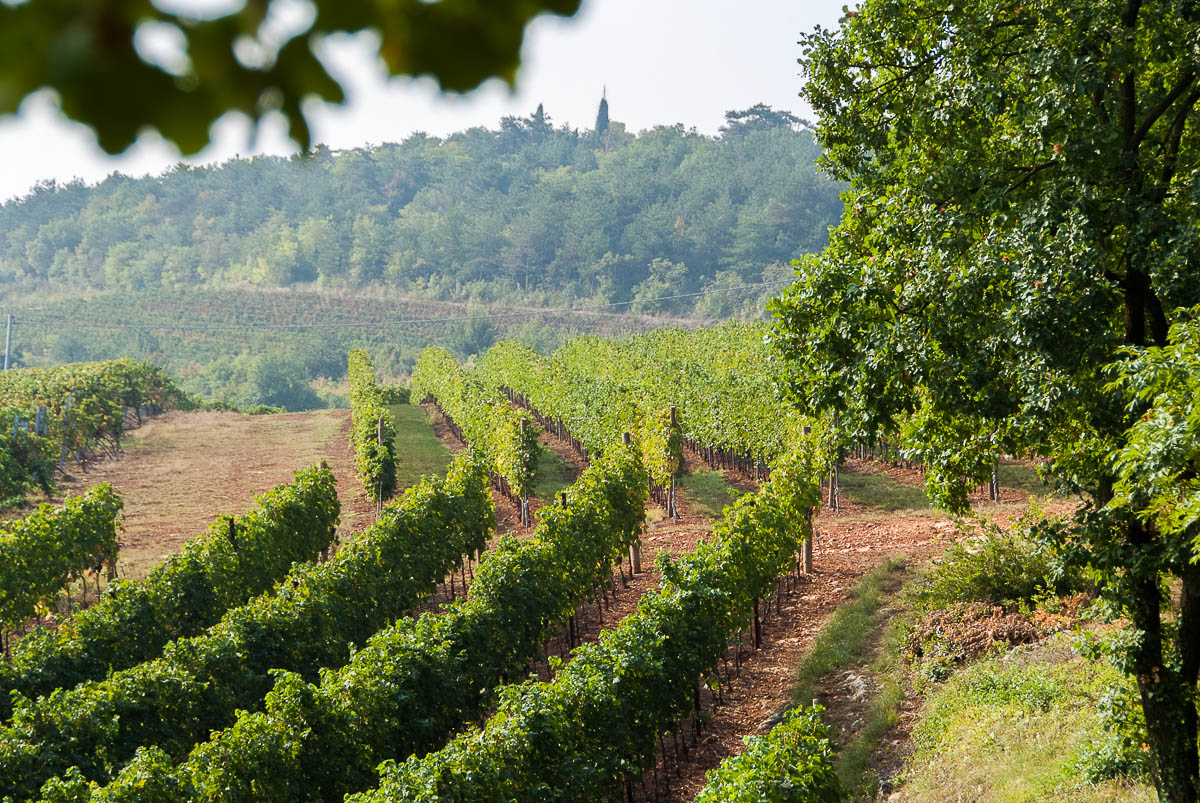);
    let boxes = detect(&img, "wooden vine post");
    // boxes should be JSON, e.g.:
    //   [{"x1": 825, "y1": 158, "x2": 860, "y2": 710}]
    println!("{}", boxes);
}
[
  {"x1": 669, "y1": 405, "x2": 678, "y2": 521},
  {"x1": 376, "y1": 416, "x2": 385, "y2": 513},
  {"x1": 803, "y1": 509, "x2": 813, "y2": 574},
  {"x1": 519, "y1": 418, "x2": 530, "y2": 527},
  {"x1": 801, "y1": 426, "x2": 815, "y2": 572},
  {"x1": 624, "y1": 431, "x2": 642, "y2": 574}
]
